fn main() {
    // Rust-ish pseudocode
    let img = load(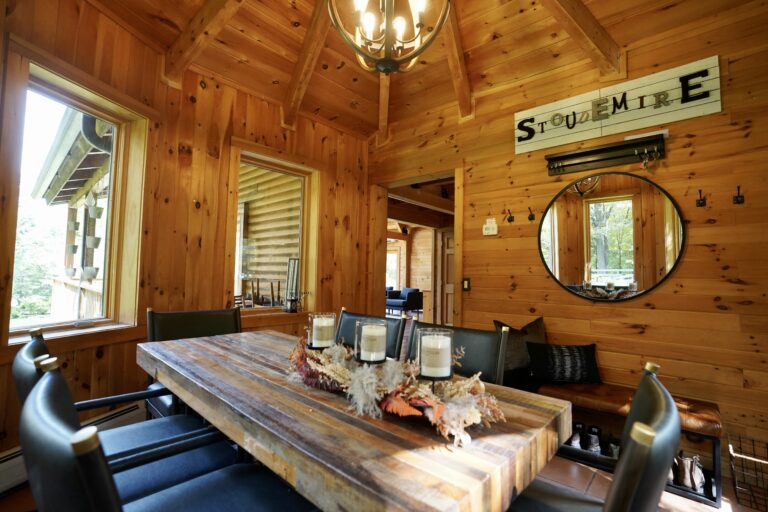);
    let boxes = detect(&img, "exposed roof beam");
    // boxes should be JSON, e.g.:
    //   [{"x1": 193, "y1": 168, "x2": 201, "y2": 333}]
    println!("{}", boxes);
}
[
  {"x1": 377, "y1": 74, "x2": 391, "y2": 145},
  {"x1": 443, "y1": 4, "x2": 473, "y2": 119},
  {"x1": 540, "y1": 0, "x2": 623, "y2": 76},
  {"x1": 388, "y1": 201, "x2": 452, "y2": 229},
  {"x1": 282, "y1": 1, "x2": 331, "y2": 129},
  {"x1": 164, "y1": 0, "x2": 244, "y2": 88},
  {"x1": 388, "y1": 186, "x2": 454, "y2": 215}
]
